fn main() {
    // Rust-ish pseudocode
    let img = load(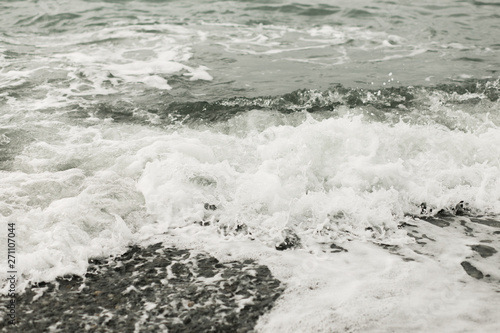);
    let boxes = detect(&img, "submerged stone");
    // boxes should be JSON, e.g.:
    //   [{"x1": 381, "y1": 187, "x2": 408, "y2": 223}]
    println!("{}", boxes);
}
[
  {"x1": 329, "y1": 243, "x2": 348, "y2": 253},
  {"x1": 469, "y1": 244, "x2": 497, "y2": 258},
  {"x1": 460, "y1": 261, "x2": 484, "y2": 280},
  {"x1": 275, "y1": 229, "x2": 301, "y2": 251}
]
